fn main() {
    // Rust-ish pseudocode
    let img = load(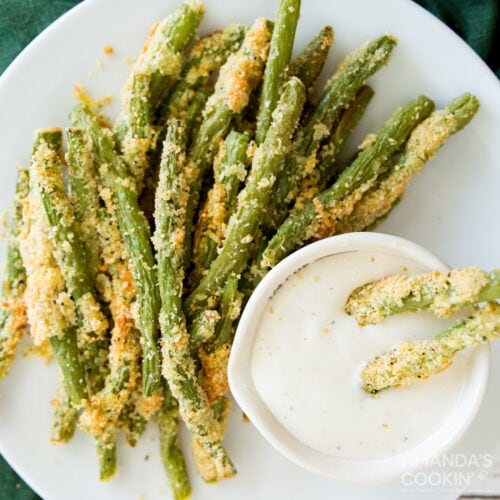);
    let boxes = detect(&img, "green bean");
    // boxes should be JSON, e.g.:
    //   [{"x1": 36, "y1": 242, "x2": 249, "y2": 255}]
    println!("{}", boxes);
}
[
  {"x1": 32, "y1": 130, "x2": 108, "y2": 343},
  {"x1": 71, "y1": 105, "x2": 161, "y2": 397},
  {"x1": 159, "y1": 384, "x2": 191, "y2": 500},
  {"x1": 190, "y1": 397, "x2": 231, "y2": 483},
  {"x1": 361, "y1": 301, "x2": 500, "y2": 394},
  {"x1": 293, "y1": 85, "x2": 375, "y2": 210},
  {"x1": 66, "y1": 129, "x2": 111, "y2": 401},
  {"x1": 209, "y1": 274, "x2": 242, "y2": 353},
  {"x1": 288, "y1": 25, "x2": 334, "y2": 97},
  {"x1": 271, "y1": 35, "x2": 397, "y2": 227},
  {"x1": 255, "y1": 0, "x2": 301, "y2": 144},
  {"x1": 97, "y1": 433, "x2": 117, "y2": 481},
  {"x1": 66, "y1": 128, "x2": 103, "y2": 278},
  {"x1": 189, "y1": 310, "x2": 220, "y2": 354},
  {"x1": 185, "y1": 77, "x2": 306, "y2": 318},
  {"x1": 190, "y1": 130, "x2": 249, "y2": 289},
  {"x1": 346, "y1": 266, "x2": 497, "y2": 326},
  {"x1": 49, "y1": 326, "x2": 88, "y2": 405},
  {"x1": 197, "y1": 274, "x2": 242, "y2": 412},
  {"x1": 79, "y1": 323, "x2": 141, "y2": 478},
  {"x1": 192, "y1": 276, "x2": 242, "y2": 481},
  {"x1": 315, "y1": 86, "x2": 375, "y2": 190},
  {"x1": 22, "y1": 130, "x2": 87, "y2": 404},
  {"x1": 183, "y1": 18, "x2": 272, "y2": 266},
  {"x1": 154, "y1": 119, "x2": 235, "y2": 481},
  {"x1": 262, "y1": 95, "x2": 435, "y2": 267},
  {"x1": 116, "y1": 0, "x2": 204, "y2": 186},
  {"x1": 0, "y1": 166, "x2": 29, "y2": 379},
  {"x1": 50, "y1": 373, "x2": 79, "y2": 444},
  {"x1": 336, "y1": 93, "x2": 480, "y2": 235},
  {"x1": 120, "y1": 398, "x2": 148, "y2": 447},
  {"x1": 142, "y1": 87, "x2": 211, "y2": 225},
  {"x1": 157, "y1": 23, "x2": 247, "y2": 126}
]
